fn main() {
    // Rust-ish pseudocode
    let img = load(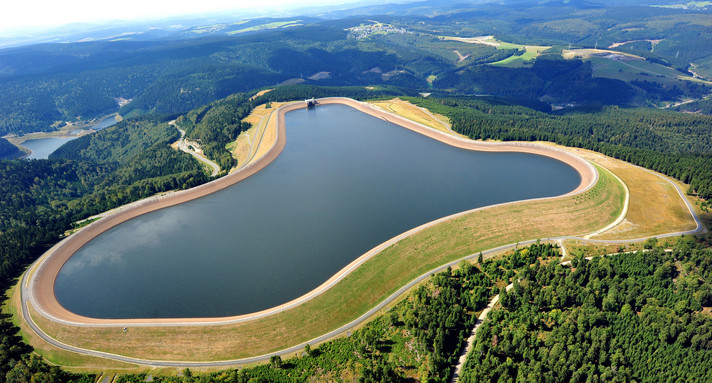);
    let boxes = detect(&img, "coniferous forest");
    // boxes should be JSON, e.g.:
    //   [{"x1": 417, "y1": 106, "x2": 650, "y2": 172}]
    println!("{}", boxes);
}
[{"x1": 460, "y1": 238, "x2": 712, "y2": 382}]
